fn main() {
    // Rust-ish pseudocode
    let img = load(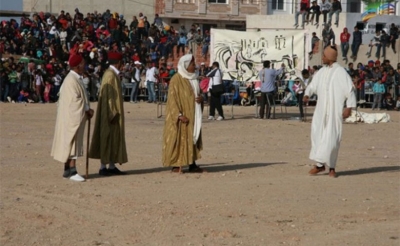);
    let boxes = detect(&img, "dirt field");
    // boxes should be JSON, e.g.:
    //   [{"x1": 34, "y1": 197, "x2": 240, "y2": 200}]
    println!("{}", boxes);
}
[{"x1": 0, "y1": 102, "x2": 399, "y2": 246}]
